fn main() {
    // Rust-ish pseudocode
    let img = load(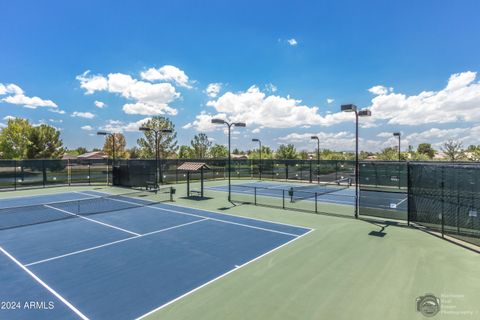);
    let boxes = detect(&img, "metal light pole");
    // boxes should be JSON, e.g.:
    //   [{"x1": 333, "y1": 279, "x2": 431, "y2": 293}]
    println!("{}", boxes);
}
[
  {"x1": 211, "y1": 119, "x2": 246, "y2": 201},
  {"x1": 393, "y1": 132, "x2": 401, "y2": 161},
  {"x1": 97, "y1": 131, "x2": 115, "y2": 185},
  {"x1": 252, "y1": 138, "x2": 262, "y2": 180},
  {"x1": 139, "y1": 126, "x2": 173, "y2": 187},
  {"x1": 341, "y1": 104, "x2": 372, "y2": 219},
  {"x1": 311, "y1": 136, "x2": 320, "y2": 183}
]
